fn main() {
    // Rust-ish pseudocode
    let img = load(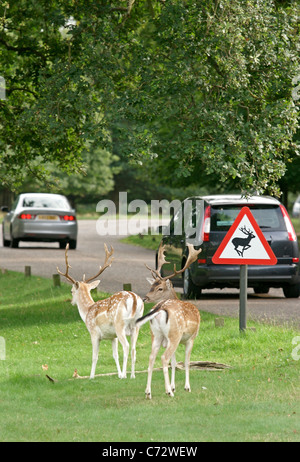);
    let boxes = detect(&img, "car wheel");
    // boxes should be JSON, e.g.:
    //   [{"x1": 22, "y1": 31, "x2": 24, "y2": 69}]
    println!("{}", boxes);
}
[
  {"x1": 10, "y1": 235, "x2": 19, "y2": 248},
  {"x1": 69, "y1": 239, "x2": 77, "y2": 250},
  {"x1": 283, "y1": 284, "x2": 300, "y2": 298},
  {"x1": 2, "y1": 224, "x2": 10, "y2": 247},
  {"x1": 183, "y1": 268, "x2": 202, "y2": 300}
]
